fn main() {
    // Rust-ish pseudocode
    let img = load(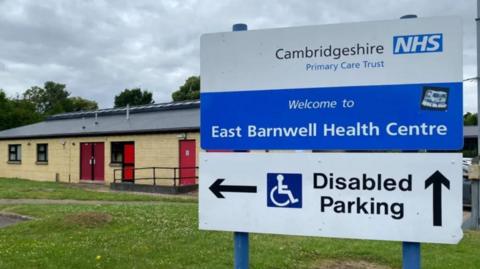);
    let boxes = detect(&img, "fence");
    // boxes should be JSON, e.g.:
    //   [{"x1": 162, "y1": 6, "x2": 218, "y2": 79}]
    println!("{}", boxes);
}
[{"x1": 113, "y1": 166, "x2": 198, "y2": 187}]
